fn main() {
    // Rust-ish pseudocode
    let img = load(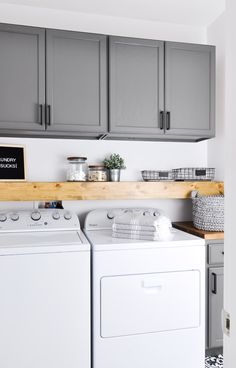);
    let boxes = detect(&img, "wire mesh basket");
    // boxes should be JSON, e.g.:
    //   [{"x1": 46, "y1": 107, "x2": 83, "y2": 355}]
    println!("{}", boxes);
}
[
  {"x1": 191, "y1": 191, "x2": 224, "y2": 231},
  {"x1": 173, "y1": 168, "x2": 215, "y2": 181},
  {"x1": 141, "y1": 170, "x2": 173, "y2": 181}
]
